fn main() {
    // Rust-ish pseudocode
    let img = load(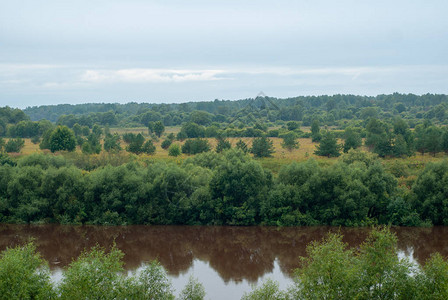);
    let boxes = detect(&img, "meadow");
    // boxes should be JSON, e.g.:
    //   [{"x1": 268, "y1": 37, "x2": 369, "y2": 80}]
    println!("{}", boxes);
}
[{"x1": 6, "y1": 125, "x2": 448, "y2": 178}]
